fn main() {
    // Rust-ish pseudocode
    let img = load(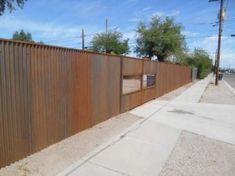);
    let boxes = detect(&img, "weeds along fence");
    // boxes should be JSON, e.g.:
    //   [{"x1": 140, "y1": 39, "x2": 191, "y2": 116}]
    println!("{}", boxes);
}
[{"x1": 0, "y1": 39, "x2": 192, "y2": 168}]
